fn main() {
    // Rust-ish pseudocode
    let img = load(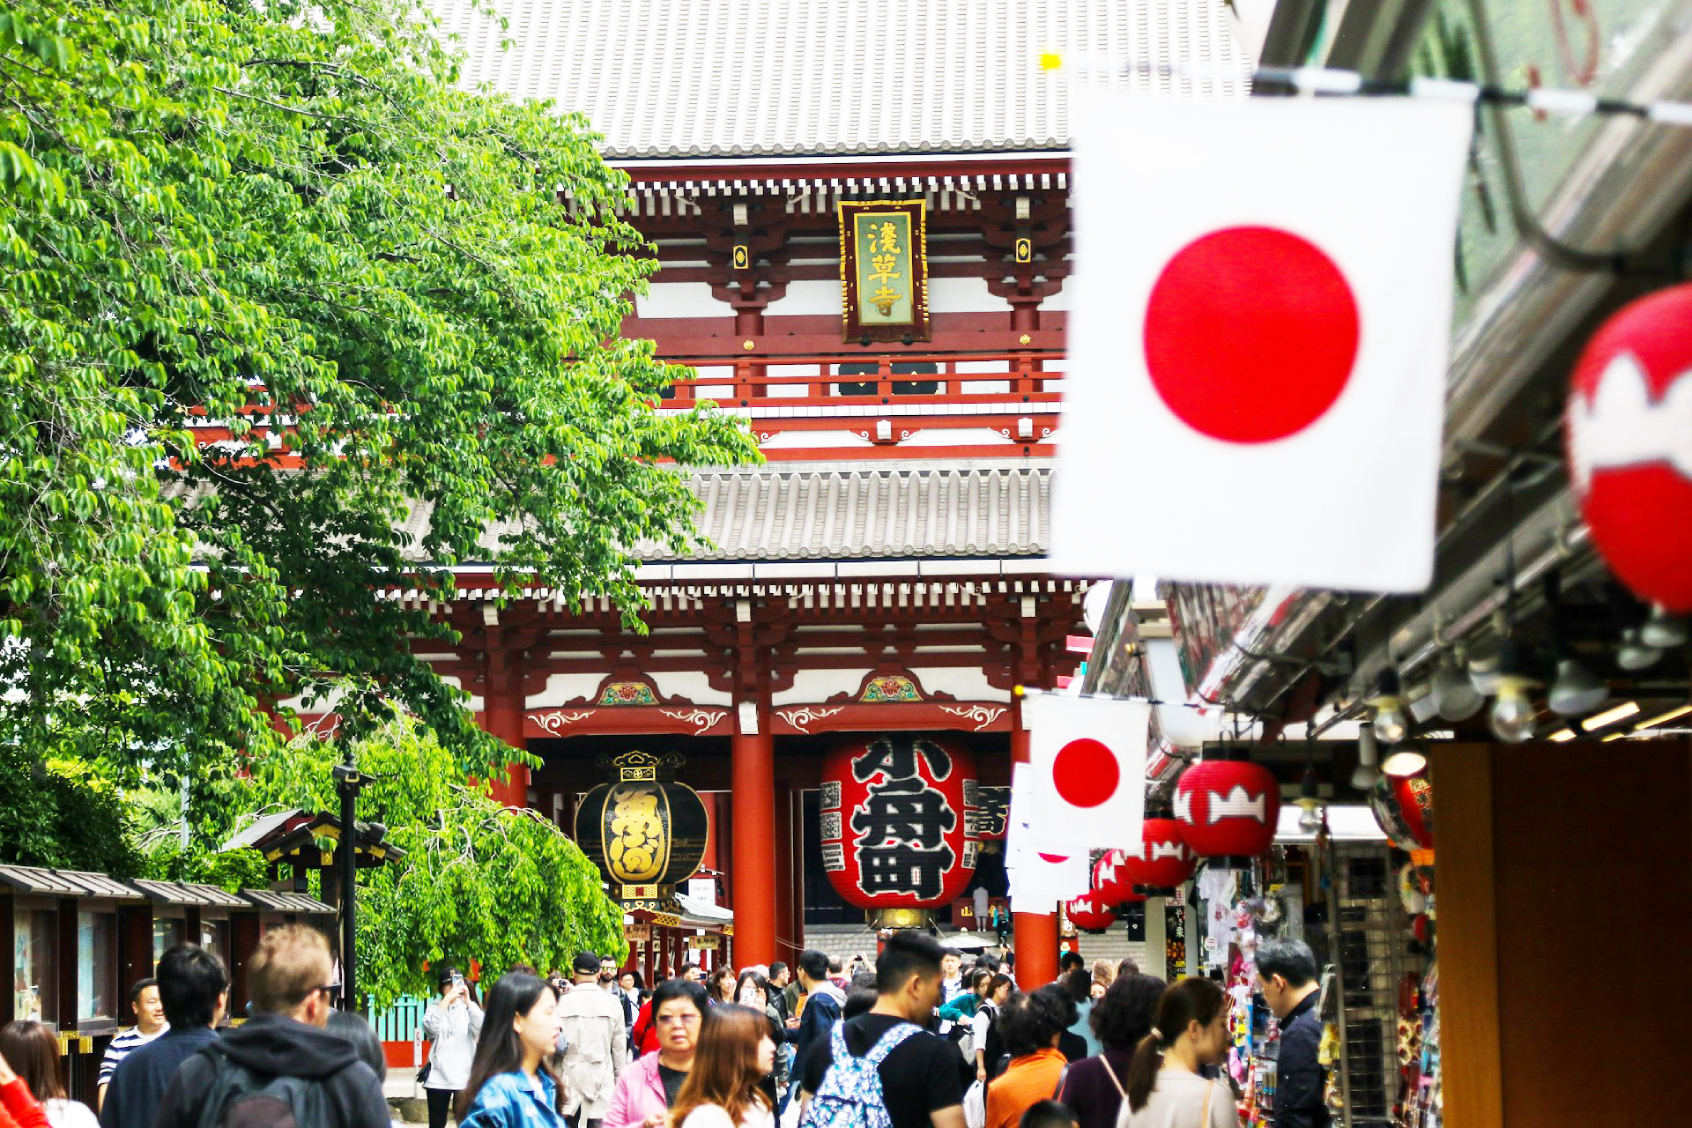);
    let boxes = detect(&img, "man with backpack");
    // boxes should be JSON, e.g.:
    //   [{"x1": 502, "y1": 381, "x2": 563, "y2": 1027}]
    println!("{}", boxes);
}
[
  {"x1": 797, "y1": 931, "x2": 966, "y2": 1128},
  {"x1": 154, "y1": 924, "x2": 389, "y2": 1128}
]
